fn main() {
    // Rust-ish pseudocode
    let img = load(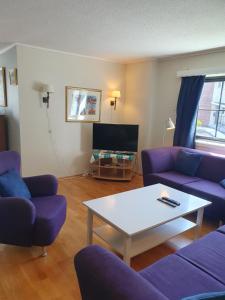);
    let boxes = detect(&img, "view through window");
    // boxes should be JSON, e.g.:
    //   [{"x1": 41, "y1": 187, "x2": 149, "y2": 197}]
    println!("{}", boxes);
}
[{"x1": 196, "y1": 78, "x2": 225, "y2": 141}]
